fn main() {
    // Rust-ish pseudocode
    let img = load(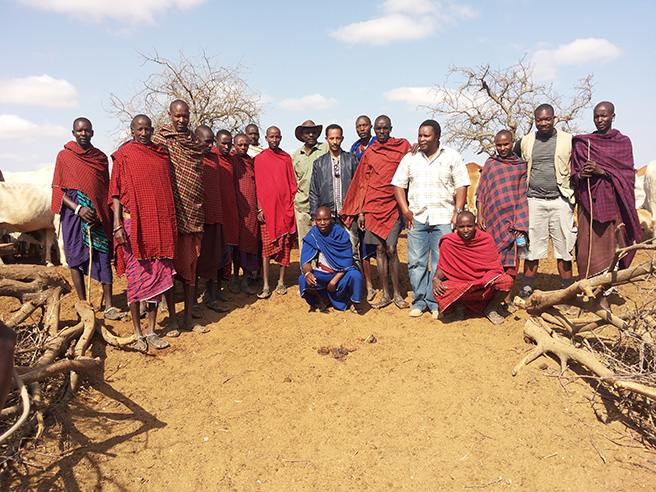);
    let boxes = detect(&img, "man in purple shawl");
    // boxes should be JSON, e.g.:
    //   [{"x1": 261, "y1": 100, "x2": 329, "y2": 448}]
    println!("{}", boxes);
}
[
  {"x1": 476, "y1": 130, "x2": 529, "y2": 310},
  {"x1": 571, "y1": 101, "x2": 641, "y2": 279},
  {"x1": 299, "y1": 207, "x2": 363, "y2": 313}
]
